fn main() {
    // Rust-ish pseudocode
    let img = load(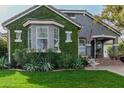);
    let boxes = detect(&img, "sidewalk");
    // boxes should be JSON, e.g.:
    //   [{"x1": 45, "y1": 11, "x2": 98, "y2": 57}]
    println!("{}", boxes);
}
[{"x1": 85, "y1": 65, "x2": 124, "y2": 76}]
